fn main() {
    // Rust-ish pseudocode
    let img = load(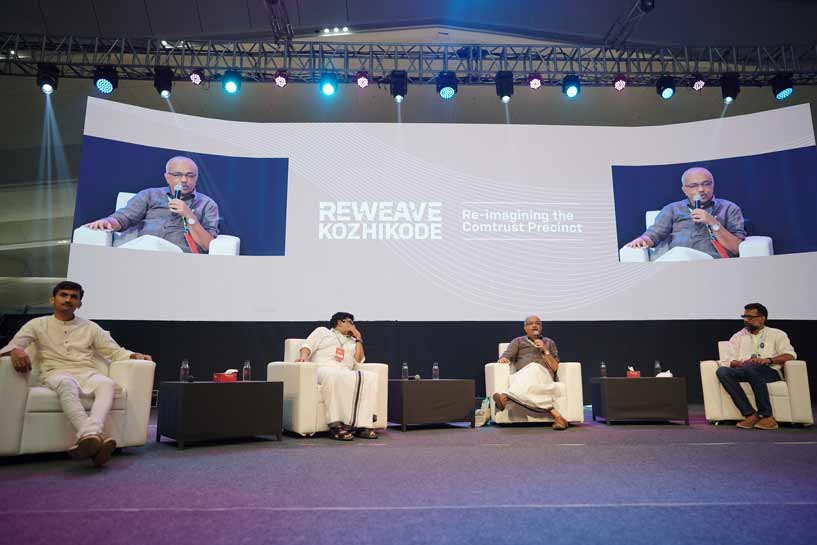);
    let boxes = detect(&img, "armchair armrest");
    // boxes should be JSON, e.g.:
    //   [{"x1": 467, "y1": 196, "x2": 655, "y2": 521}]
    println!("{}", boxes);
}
[
  {"x1": 619, "y1": 245, "x2": 649, "y2": 263},
  {"x1": 360, "y1": 363, "x2": 389, "y2": 429},
  {"x1": 73, "y1": 226, "x2": 113, "y2": 247},
  {"x1": 109, "y1": 359, "x2": 156, "y2": 446},
  {"x1": 739, "y1": 236, "x2": 773, "y2": 258},
  {"x1": 0, "y1": 356, "x2": 29, "y2": 455},
  {"x1": 783, "y1": 360, "x2": 813, "y2": 425},
  {"x1": 267, "y1": 362, "x2": 318, "y2": 433},
  {"x1": 485, "y1": 362, "x2": 510, "y2": 400},
  {"x1": 557, "y1": 361, "x2": 584, "y2": 421},
  {"x1": 209, "y1": 235, "x2": 241, "y2": 256},
  {"x1": 700, "y1": 360, "x2": 723, "y2": 422}
]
